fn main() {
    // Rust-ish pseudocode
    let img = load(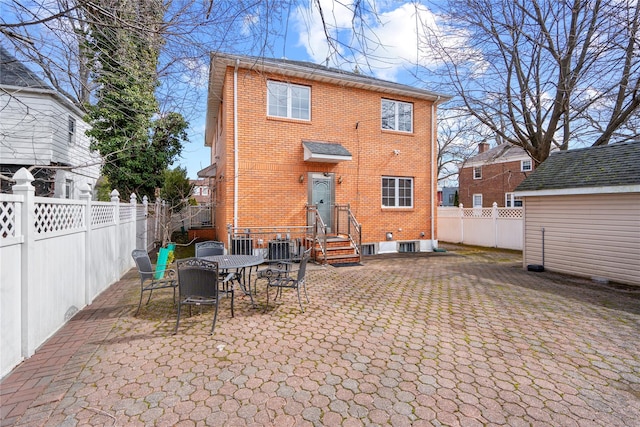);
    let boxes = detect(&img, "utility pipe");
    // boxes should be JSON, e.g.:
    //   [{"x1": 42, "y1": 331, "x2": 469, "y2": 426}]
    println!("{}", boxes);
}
[
  {"x1": 233, "y1": 59, "x2": 239, "y2": 229},
  {"x1": 430, "y1": 96, "x2": 441, "y2": 251}
]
